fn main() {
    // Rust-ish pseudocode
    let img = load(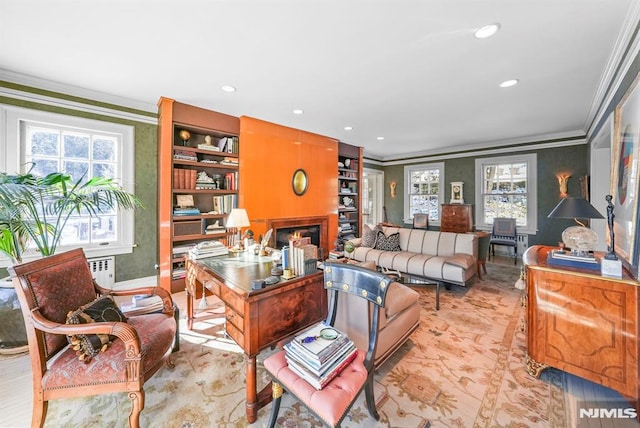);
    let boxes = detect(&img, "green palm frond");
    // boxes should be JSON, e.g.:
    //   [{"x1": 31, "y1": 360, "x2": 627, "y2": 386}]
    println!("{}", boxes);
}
[{"x1": 0, "y1": 168, "x2": 143, "y2": 263}]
